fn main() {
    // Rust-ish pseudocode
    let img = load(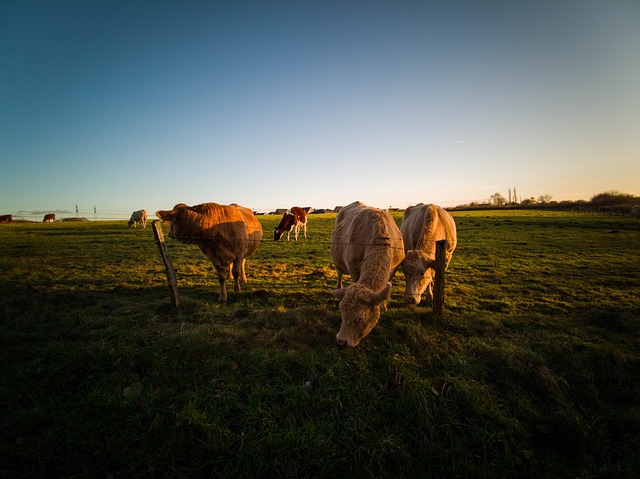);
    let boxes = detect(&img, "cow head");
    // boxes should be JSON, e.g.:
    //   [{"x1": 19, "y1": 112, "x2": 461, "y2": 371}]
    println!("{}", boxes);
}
[
  {"x1": 274, "y1": 228, "x2": 285, "y2": 241},
  {"x1": 331, "y1": 282, "x2": 392, "y2": 347},
  {"x1": 402, "y1": 250, "x2": 436, "y2": 305},
  {"x1": 127, "y1": 219, "x2": 134, "y2": 228},
  {"x1": 156, "y1": 204, "x2": 189, "y2": 240}
]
